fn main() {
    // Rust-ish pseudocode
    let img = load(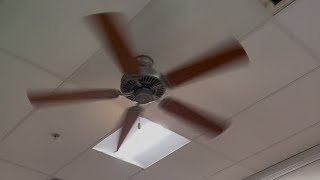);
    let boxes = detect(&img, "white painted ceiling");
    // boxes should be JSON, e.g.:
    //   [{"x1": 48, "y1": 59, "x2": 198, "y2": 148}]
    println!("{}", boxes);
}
[{"x1": 1, "y1": 0, "x2": 320, "y2": 180}]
